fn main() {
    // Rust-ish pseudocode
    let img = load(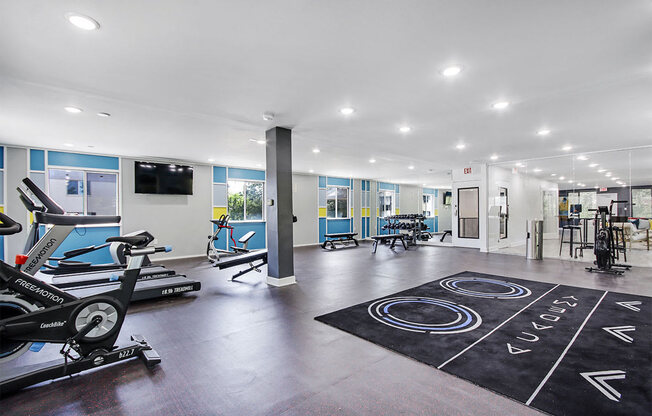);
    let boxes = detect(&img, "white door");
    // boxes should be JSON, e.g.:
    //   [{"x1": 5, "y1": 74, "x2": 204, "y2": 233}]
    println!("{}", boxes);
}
[{"x1": 452, "y1": 180, "x2": 482, "y2": 249}]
